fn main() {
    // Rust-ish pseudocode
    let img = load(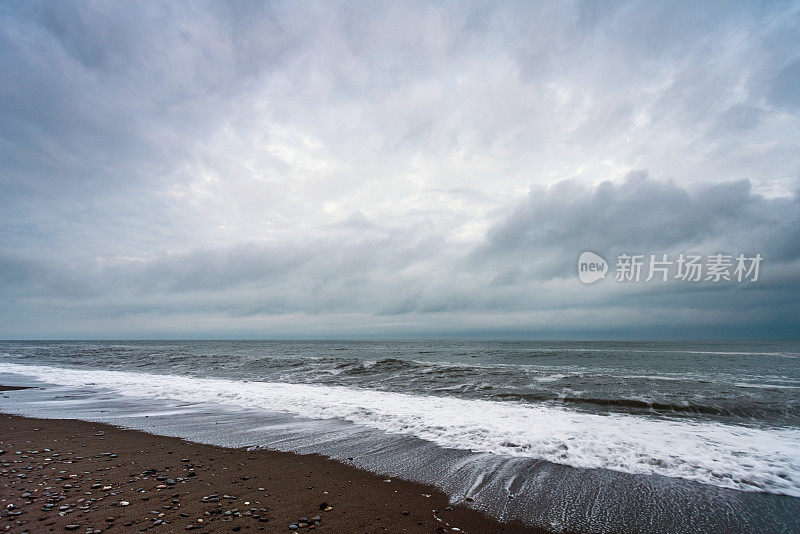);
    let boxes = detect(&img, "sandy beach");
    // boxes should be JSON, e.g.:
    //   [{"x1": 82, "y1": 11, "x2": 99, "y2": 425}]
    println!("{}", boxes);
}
[{"x1": 0, "y1": 412, "x2": 546, "y2": 533}]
